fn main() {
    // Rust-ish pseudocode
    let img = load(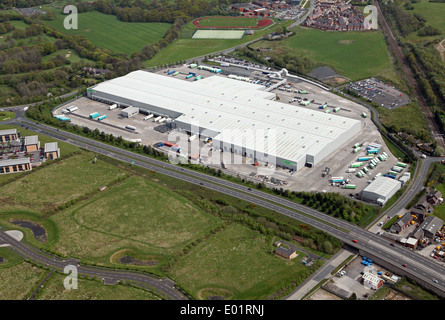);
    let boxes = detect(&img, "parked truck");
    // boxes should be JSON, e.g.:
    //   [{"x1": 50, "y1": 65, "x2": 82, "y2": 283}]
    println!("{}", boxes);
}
[{"x1": 89, "y1": 112, "x2": 100, "y2": 119}]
